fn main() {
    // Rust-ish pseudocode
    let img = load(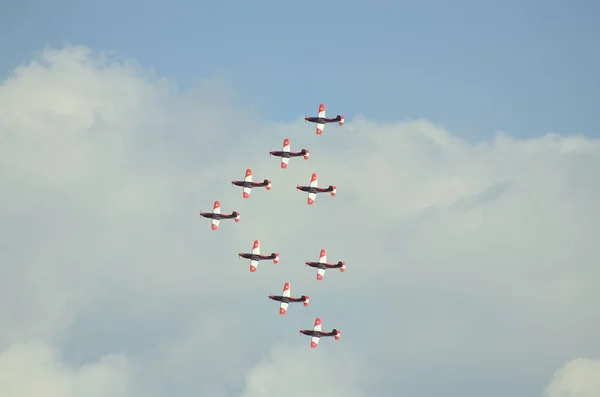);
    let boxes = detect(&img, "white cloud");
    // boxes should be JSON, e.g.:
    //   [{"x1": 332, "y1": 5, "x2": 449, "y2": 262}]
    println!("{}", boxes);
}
[
  {"x1": 239, "y1": 345, "x2": 368, "y2": 397},
  {"x1": 544, "y1": 358, "x2": 600, "y2": 397},
  {"x1": 0, "y1": 340, "x2": 132, "y2": 397},
  {"x1": 1, "y1": 45, "x2": 599, "y2": 396}
]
